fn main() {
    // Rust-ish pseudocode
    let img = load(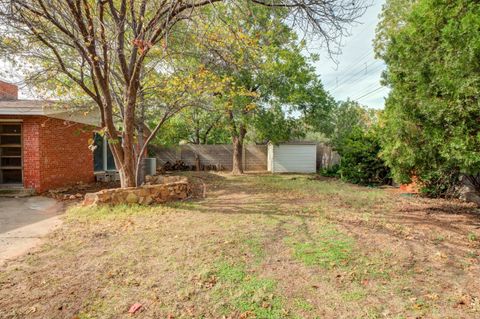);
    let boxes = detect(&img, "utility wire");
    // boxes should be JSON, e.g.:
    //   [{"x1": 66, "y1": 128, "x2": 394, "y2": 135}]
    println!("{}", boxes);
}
[
  {"x1": 330, "y1": 61, "x2": 384, "y2": 93},
  {"x1": 352, "y1": 86, "x2": 388, "y2": 102},
  {"x1": 324, "y1": 50, "x2": 373, "y2": 87}
]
